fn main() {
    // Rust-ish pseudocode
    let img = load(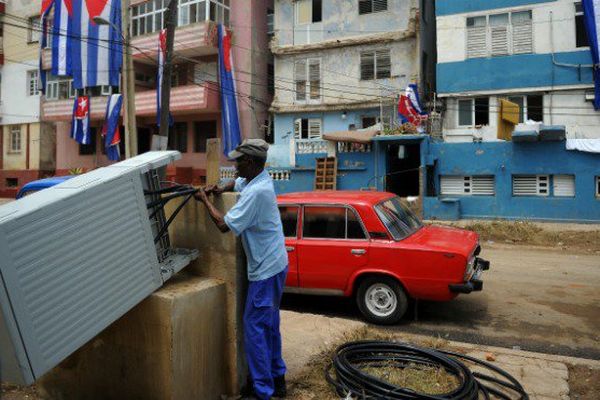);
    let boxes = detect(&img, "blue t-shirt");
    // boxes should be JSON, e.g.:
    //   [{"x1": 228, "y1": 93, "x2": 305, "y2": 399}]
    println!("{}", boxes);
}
[{"x1": 224, "y1": 171, "x2": 288, "y2": 281}]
